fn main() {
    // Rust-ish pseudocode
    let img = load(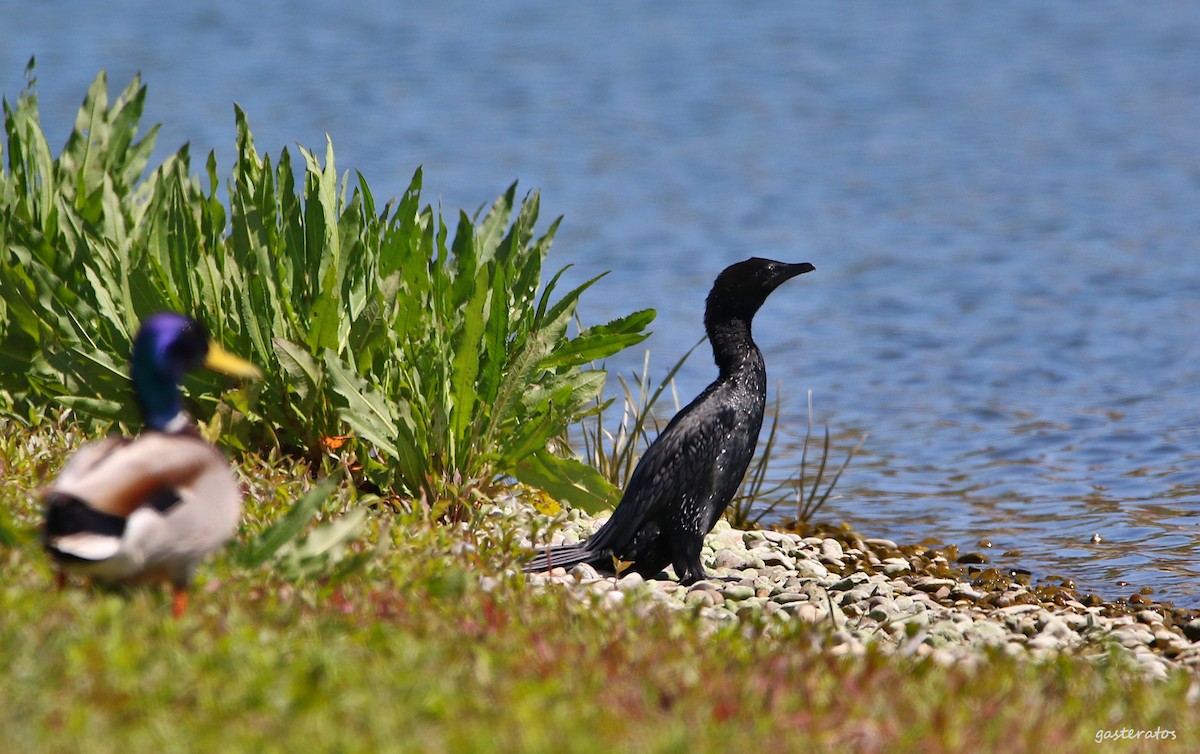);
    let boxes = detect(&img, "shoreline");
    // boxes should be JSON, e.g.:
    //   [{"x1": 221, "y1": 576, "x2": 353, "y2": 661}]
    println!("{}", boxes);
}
[{"x1": 501, "y1": 495, "x2": 1200, "y2": 679}]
